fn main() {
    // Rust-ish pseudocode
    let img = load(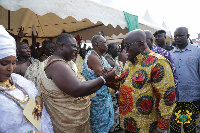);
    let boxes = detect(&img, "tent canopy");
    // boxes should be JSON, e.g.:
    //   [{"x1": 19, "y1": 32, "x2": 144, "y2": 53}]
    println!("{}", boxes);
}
[
  {"x1": 141, "y1": 10, "x2": 171, "y2": 37},
  {"x1": 0, "y1": 0, "x2": 128, "y2": 42},
  {"x1": 0, "y1": 0, "x2": 171, "y2": 44}
]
